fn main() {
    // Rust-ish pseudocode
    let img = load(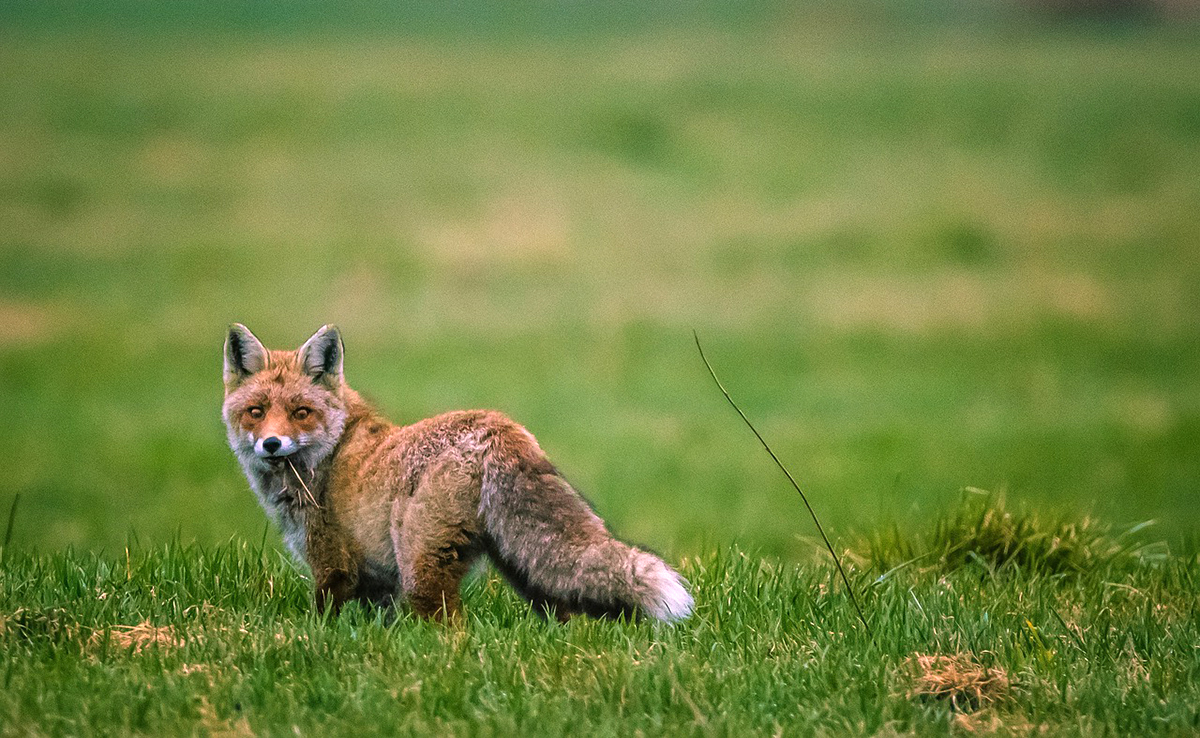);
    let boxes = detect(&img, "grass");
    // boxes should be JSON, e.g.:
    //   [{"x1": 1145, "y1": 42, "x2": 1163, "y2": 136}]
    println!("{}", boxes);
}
[
  {"x1": 1, "y1": 1, "x2": 1199, "y2": 733},
  {"x1": 859, "y1": 489, "x2": 1170, "y2": 576},
  {"x1": 2, "y1": 498, "x2": 1197, "y2": 735}
]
